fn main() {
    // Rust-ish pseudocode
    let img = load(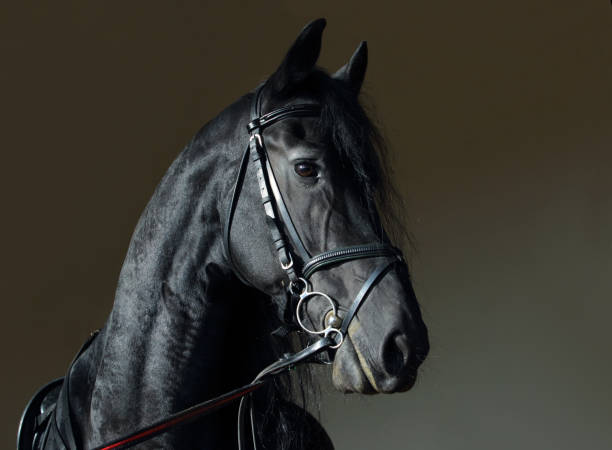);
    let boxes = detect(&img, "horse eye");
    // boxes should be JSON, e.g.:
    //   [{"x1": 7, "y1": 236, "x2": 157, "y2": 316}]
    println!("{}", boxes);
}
[{"x1": 294, "y1": 162, "x2": 318, "y2": 178}]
